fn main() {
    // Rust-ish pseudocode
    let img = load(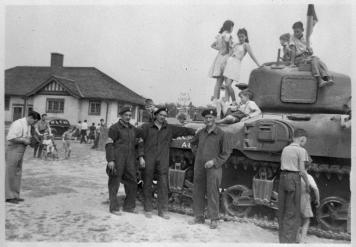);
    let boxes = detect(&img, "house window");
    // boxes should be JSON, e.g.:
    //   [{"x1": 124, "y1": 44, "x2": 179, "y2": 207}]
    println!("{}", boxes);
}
[
  {"x1": 46, "y1": 98, "x2": 64, "y2": 113},
  {"x1": 5, "y1": 96, "x2": 10, "y2": 111},
  {"x1": 89, "y1": 101, "x2": 101, "y2": 115}
]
